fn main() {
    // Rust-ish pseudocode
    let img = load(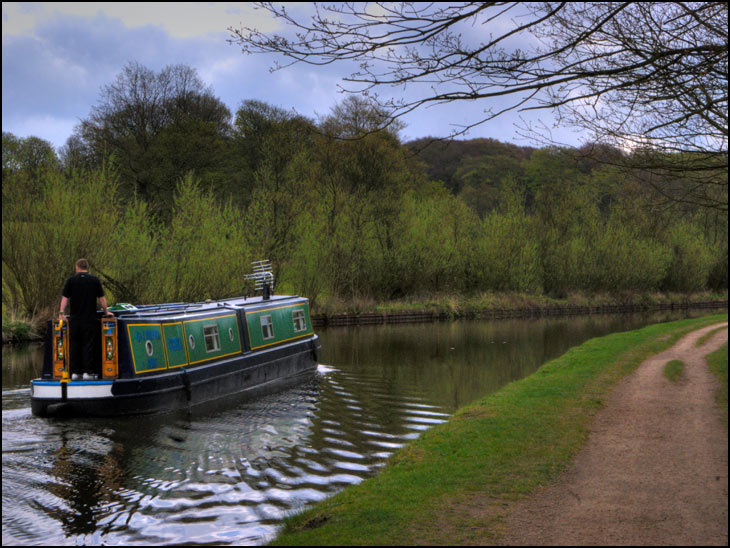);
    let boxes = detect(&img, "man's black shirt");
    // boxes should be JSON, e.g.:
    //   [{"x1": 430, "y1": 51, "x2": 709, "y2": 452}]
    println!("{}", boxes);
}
[{"x1": 62, "y1": 272, "x2": 104, "y2": 319}]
